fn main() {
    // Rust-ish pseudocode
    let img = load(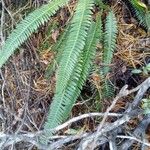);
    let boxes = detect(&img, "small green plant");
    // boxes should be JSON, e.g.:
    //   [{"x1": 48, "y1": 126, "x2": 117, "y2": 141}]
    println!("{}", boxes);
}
[
  {"x1": 132, "y1": 63, "x2": 150, "y2": 75},
  {"x1": 0, "y1": 0, "x2": 150, "y2": 144},
  {"x1": 142, "y1": 97, "x2": 150, "y2": 114}
]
